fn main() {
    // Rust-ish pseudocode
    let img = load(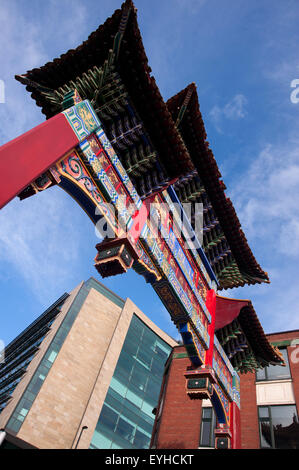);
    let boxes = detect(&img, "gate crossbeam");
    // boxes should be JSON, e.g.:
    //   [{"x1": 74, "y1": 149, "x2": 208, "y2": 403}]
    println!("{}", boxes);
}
[{"x1": 0, "y1": 95, "x2": 240, "y2": 443}]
